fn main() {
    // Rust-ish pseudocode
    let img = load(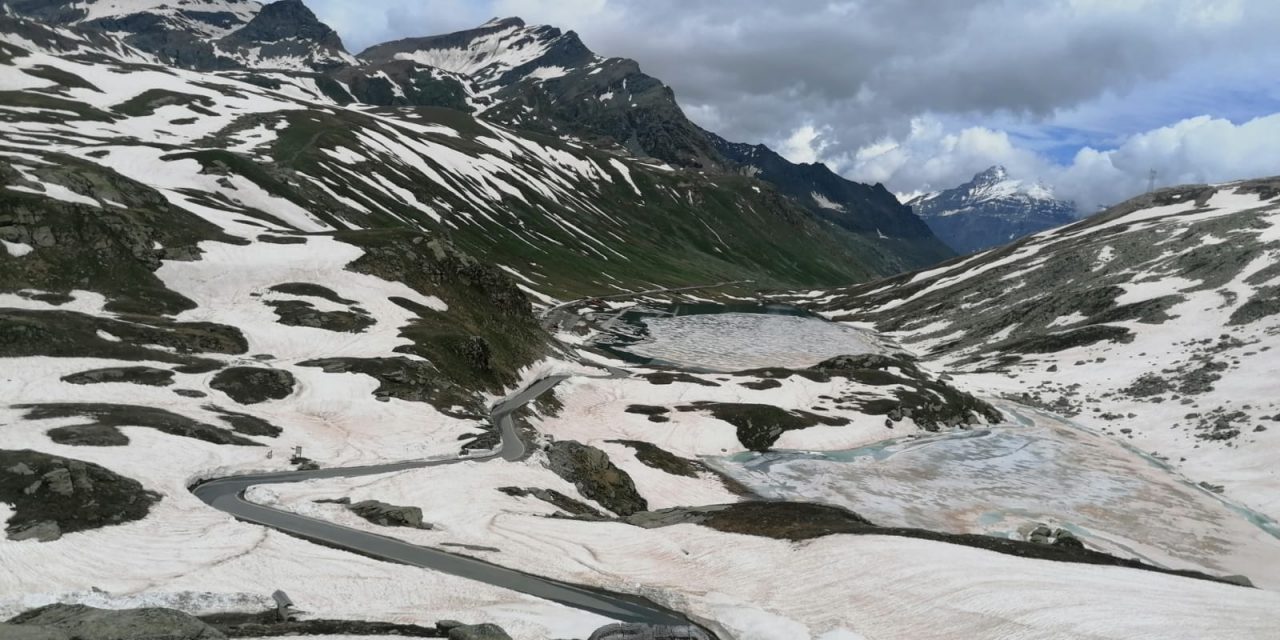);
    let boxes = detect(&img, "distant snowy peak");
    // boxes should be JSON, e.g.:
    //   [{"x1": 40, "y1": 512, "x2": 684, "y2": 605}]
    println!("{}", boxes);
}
[
  {"x1": 910, "y1": 166, "x2": 1078, "y2": 254},
  {"x1": 358, "y1": 16, "x2": 595, "y2": 91},
  {"x1": 941, "y1": 165, "x2": 1063, "y2": 210},
  {"x1": 911, "y1": 166, "x2": 1073, "y2": 217}
]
